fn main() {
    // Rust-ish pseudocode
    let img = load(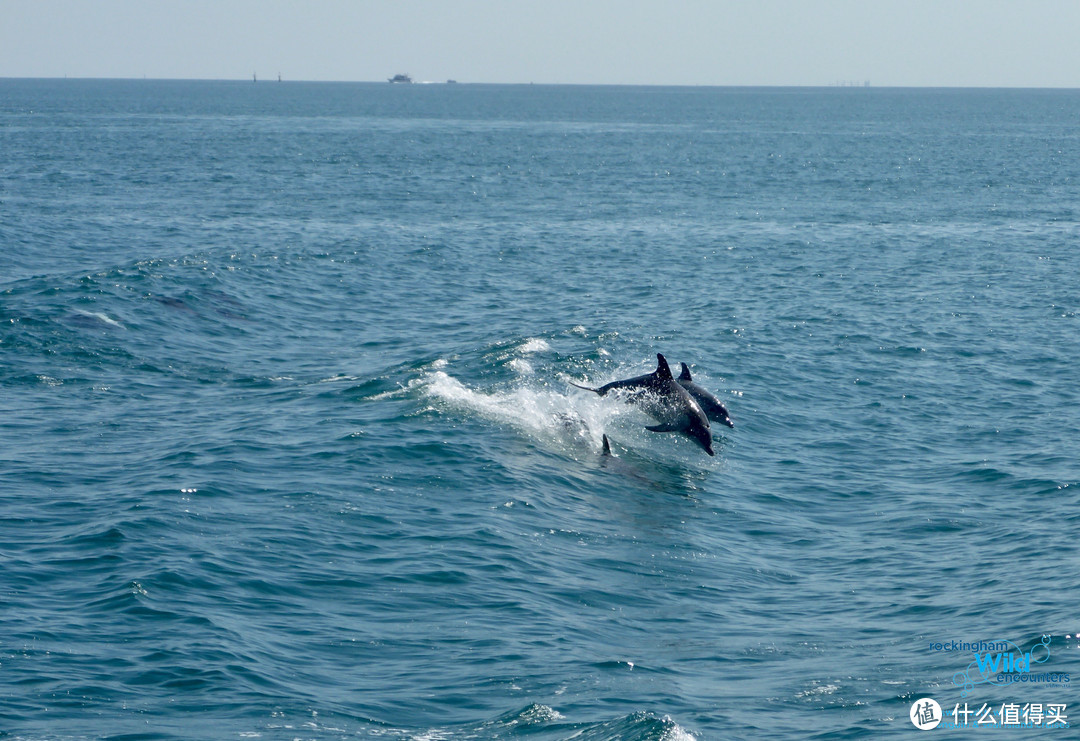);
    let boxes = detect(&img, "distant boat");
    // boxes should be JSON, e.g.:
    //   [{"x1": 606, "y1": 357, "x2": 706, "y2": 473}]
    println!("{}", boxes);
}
[
  {"x1": 388, "y1": 73, "x2": 413, "y2": 84},
  {"x1": 447, "y1": 79, "x2": 458, "y2": 84}
]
